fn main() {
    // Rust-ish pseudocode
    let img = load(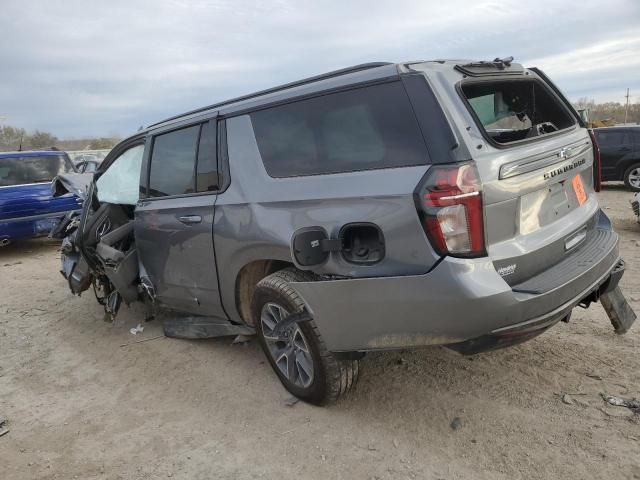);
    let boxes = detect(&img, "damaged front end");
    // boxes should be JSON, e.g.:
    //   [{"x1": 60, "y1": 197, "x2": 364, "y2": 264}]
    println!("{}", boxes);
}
[{"x1": 52, "y1": 173, "x2": 152, "y2": 322}]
